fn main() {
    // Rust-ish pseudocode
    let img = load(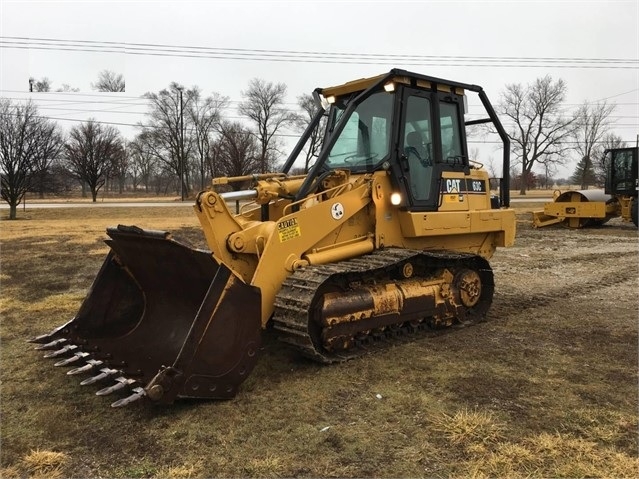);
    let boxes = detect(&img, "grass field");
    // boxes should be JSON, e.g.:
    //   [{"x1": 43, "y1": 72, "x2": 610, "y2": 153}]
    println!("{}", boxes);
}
[{"x1": 1, "y1": 204, "x2": 637, "y2": 478}]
